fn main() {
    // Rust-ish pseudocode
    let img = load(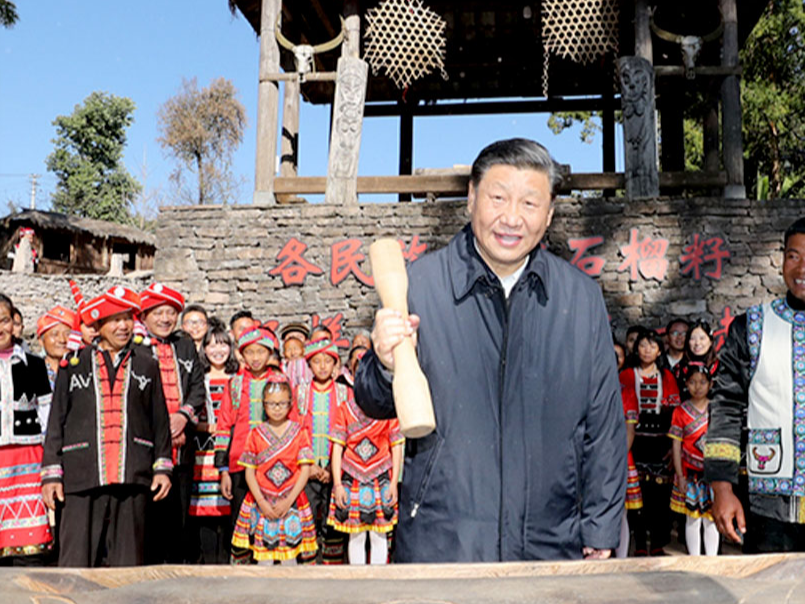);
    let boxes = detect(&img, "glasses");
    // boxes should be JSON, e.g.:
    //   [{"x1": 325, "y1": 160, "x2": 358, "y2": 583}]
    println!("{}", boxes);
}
[
  {"x1": 264, "y1": 401, "x2": 292, "y2": 409},
  {"x1": 183, "y1": 319, "x2": 207, "y2": 327},
  {"x1": 670, "y1": 330, "x2": 687, "y2": 337}
]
